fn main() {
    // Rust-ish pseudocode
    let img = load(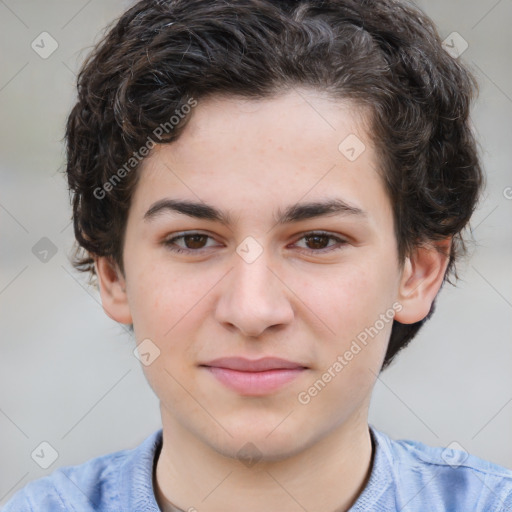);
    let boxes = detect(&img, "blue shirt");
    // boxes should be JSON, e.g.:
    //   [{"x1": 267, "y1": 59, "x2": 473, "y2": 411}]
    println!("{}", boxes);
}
[{"x1": 3, "y1": 425, "x2": 512, "y2": 511}]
